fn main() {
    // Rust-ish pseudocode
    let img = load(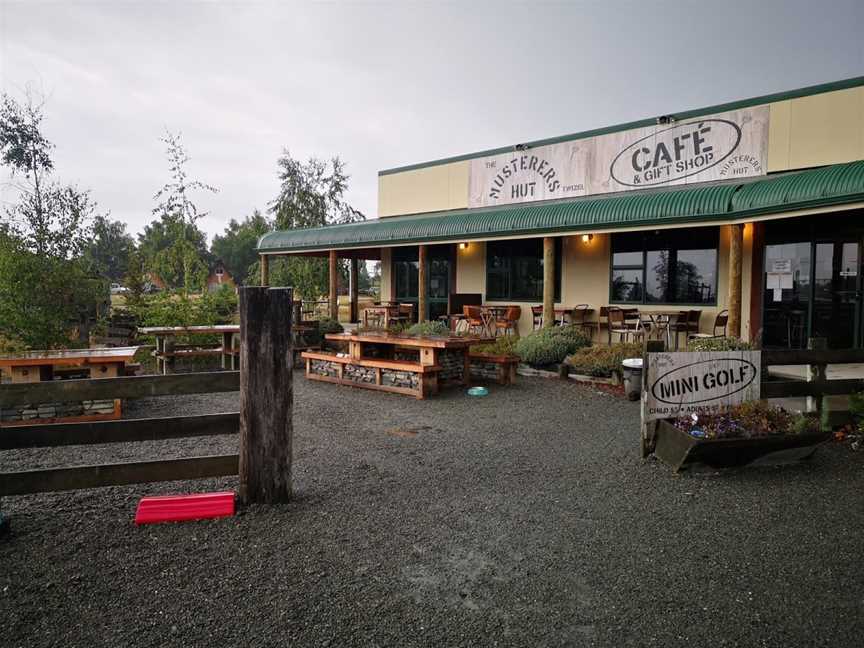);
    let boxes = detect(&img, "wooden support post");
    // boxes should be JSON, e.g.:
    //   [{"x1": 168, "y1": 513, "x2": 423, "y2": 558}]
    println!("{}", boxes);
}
[
  {"x1": 349, "y1": 258, "x2": 360, "y2": 324},
  {"x1": 542, "y1": 237, "x2": 555, "y2": 329},
  {"x1": 728, "y1": 223, "x2": 743, "y2": 338},
  {"x1": 238, "y1": 287, "x2": 293, "y2": 505},
  {"x1": 329, "y1": 250, "x2": 338, "y2": 321},
  {"x1": 807, "y1": 337, "x2": 828, "y2": 420},
  {"x1": 260, "y1": 254, "x2": 270, "y2": 287},
  {"x1": 418, "y1": 244, "x2": 428, "y2": 323}
]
